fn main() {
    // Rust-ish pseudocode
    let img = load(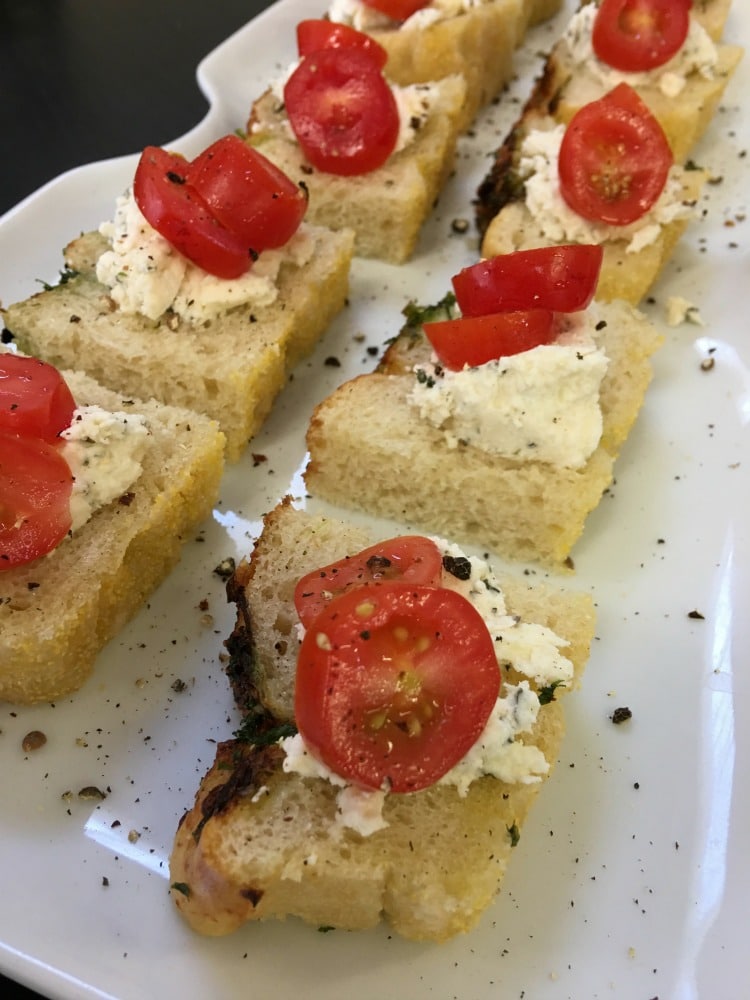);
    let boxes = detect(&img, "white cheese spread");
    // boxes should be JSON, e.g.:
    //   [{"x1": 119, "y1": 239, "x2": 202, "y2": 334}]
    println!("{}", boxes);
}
[
  {"x1": 409, "y1": 310, "x2": 608, "y2": 469},
  {"x1": 60, "y1": 405, "x2": 150, "y2": 532},
  {"x1": 329, "y1": 0, "x2": 486, "y2": 32},
  {"x1": 560, "y1": 6, "x2": 719, "y2": 99},
  {"x1": 519, "y1": 123, "x2": 696, "y2": 253},
  {"x1": 96, "y1": 190, "x2": 315, "y2": 325},
  {"x1": 281, "y1": 541, "x2": 575, "y2": 835}
]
